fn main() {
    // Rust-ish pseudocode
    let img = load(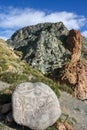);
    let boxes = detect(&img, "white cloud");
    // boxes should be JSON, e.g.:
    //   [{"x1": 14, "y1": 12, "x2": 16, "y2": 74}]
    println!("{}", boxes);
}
[
  {"x1": 0, "y1": 8, "x2": 86, "y2": 29},
  {"x1": 81, "y1": 30, "x2": 87, "y2": 38},
  {"x1": 0, "y1": 7, "x2": 86, "y2": 39}
]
